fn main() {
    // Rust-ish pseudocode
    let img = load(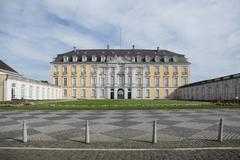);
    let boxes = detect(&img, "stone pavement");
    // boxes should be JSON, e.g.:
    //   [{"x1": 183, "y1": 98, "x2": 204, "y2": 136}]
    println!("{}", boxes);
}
[
  {"x1": 0, "y1": 109, "x2": 240, "y2": 142},
  {"x1": 1, "y1": 149, "x2": 240, "y2": 160}
]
